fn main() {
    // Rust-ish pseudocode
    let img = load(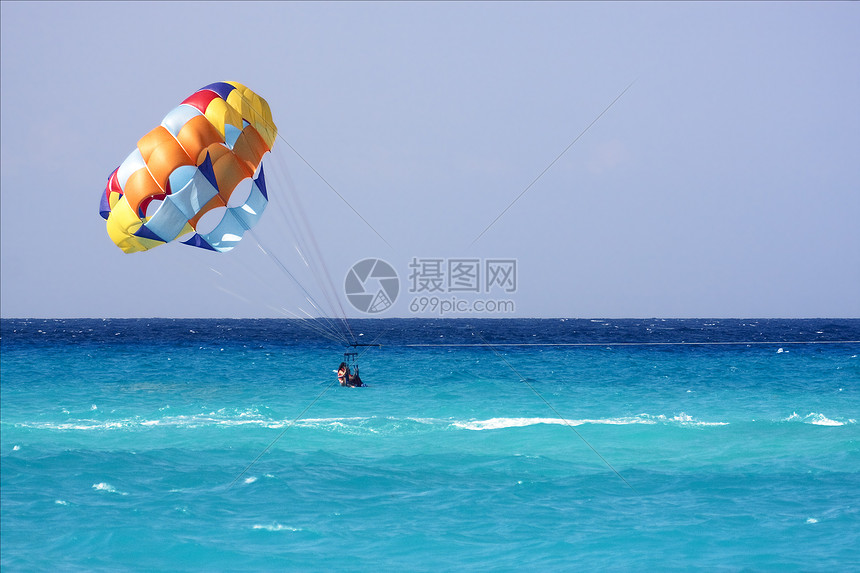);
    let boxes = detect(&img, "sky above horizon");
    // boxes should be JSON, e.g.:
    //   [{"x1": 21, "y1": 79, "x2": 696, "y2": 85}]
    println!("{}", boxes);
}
[{"x1": 2, "y1": 1, "x2": 858, "y2": 319}]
